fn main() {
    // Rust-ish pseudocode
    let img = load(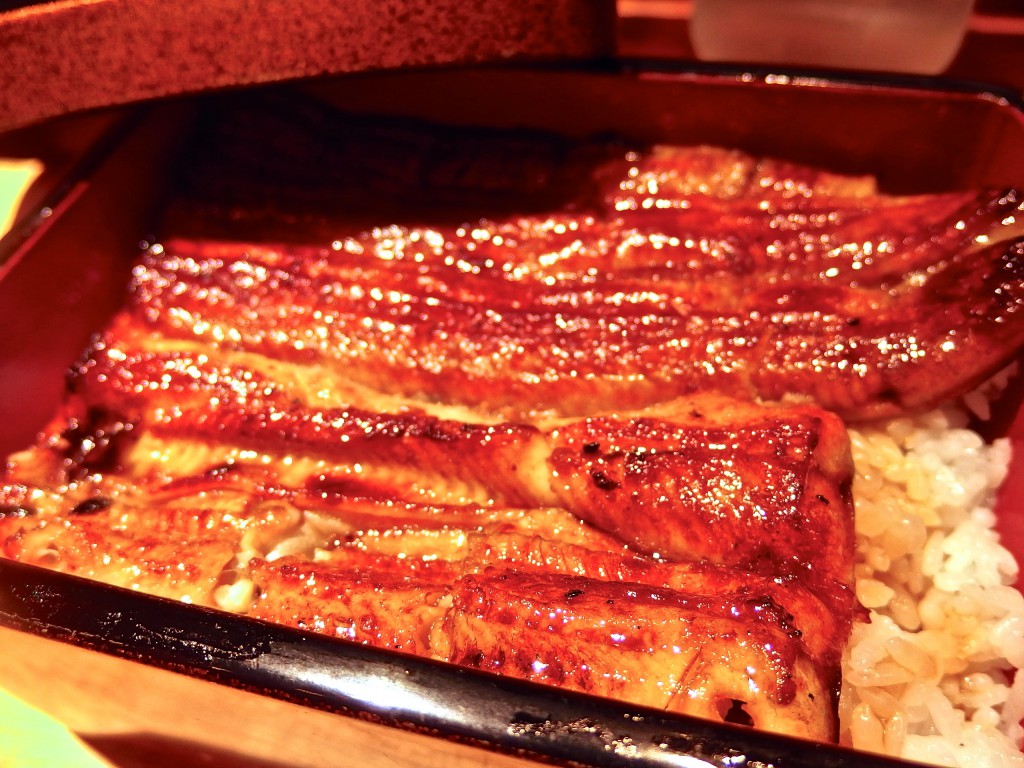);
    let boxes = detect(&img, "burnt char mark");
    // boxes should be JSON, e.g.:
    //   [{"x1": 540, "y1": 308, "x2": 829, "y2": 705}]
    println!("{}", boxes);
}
[
  {"x1": 590, "y1": 470, "x2": 620, "y2": 491},
  {"x1": 70, "y1": 497, "x2": 113, "y2": 516},
  {"x1": 59, "y1": 407, "x2": 138, "y2": 482}
]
